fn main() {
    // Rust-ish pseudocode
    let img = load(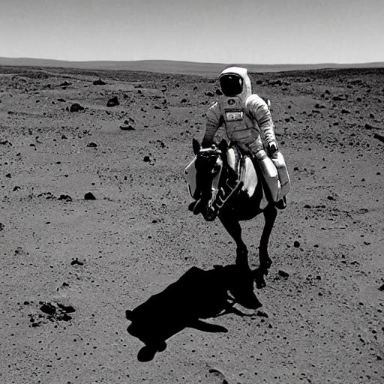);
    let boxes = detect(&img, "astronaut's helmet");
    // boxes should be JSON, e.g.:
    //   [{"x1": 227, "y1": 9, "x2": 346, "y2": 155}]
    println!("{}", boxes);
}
[
  {"x1": 219, "y1": 67, "x2": 252, "y2": 105},
  {"x1": 219, "y1": 73, "x2": 243, "y2": 97}
]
